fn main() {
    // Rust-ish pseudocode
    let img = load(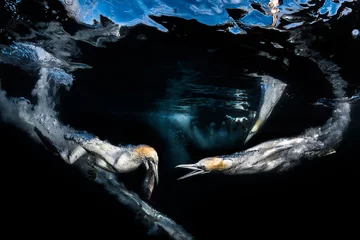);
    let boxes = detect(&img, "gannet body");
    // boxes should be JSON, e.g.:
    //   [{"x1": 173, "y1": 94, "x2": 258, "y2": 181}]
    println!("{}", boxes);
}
[
  {"x1": 176, "y1": 134, "x2": 337, "y2": 179},
  {"x1": 34, "y1": 127, "x2": 159, "y2": 199}
]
